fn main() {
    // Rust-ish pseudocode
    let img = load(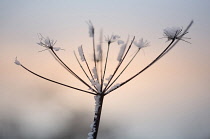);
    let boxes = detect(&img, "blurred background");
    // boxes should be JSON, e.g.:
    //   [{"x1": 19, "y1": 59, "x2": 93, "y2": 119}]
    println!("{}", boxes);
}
[{"x1": 1, "y1": 0, "x2": 210, "y2": 139}]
